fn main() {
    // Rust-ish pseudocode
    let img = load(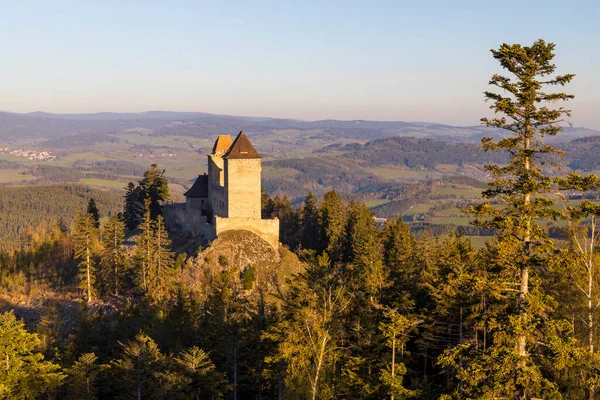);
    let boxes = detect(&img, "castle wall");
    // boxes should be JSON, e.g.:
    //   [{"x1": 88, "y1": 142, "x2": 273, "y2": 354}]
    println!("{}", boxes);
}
[
  {"x1": 208, "y1": 154, "x2": 227, "y2": 217},
  {"x1": 186, "y1": 197, "x2": 209, "y2": 211},
  {"x1": 162, "y1": 204, "x2": 215, "y2": 240},
  {"x1": 224, "y1": 158, "x2": 261, "y2": 219},
  {"x1": 214, "y1": 216, "x2": 279, "y2": 250}
]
